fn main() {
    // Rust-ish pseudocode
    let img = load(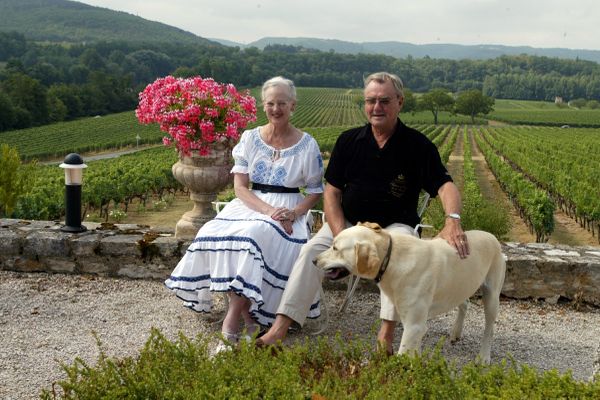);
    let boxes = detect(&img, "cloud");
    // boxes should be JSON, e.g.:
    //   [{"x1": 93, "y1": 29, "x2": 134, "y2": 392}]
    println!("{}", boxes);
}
[{"x1": 80, "y1": 0, "x2": 600, "y2": 50}]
